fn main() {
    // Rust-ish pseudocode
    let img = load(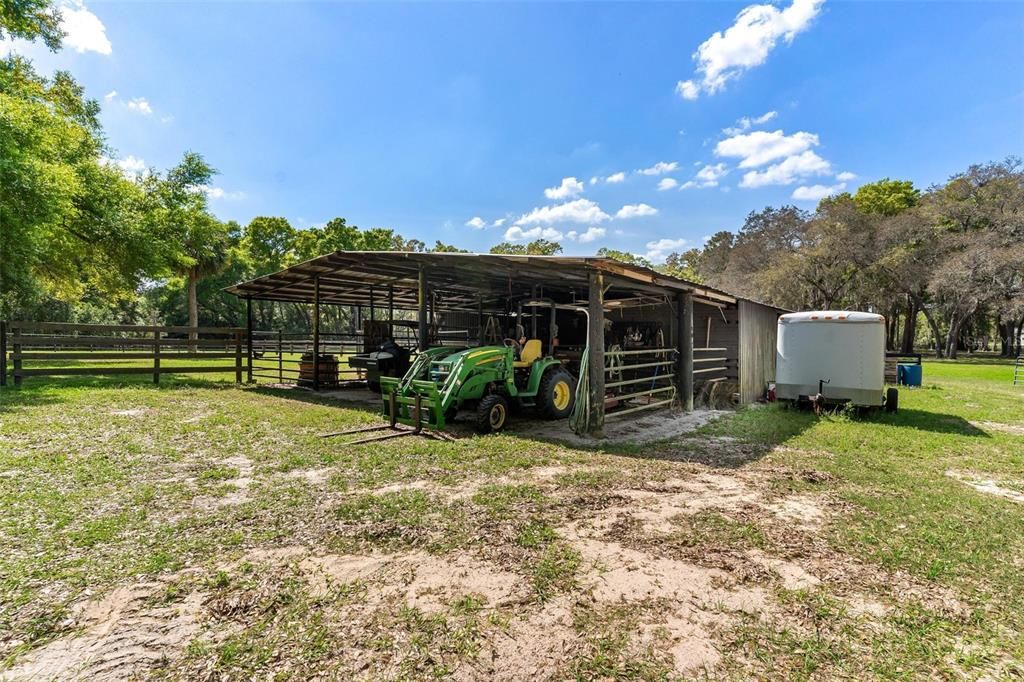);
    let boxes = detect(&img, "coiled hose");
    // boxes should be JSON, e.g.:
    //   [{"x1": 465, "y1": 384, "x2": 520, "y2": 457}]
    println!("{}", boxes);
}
[{"x1": 569, "y1": 344, "x2": 590, "y2": 435}]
